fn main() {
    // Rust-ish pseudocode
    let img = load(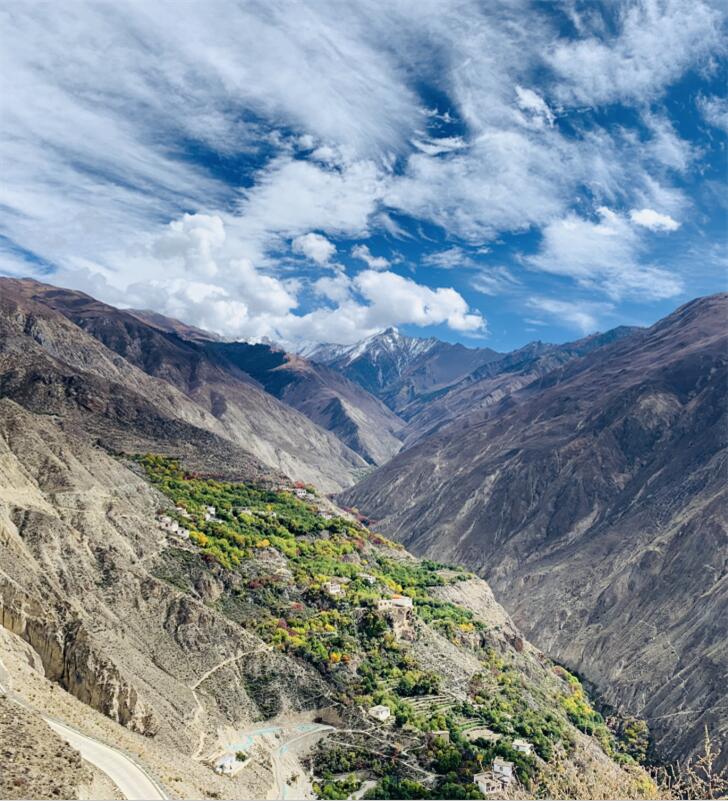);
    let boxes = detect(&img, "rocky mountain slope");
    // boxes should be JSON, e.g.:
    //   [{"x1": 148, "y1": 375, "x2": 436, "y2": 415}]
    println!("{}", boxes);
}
[
  {"x1": 206, "y1": 342, "x2": 403, "y2": 465},
  {"x1": 8, "y1": 279, "x2": 402, "y2": 472},
  {"x1": 0, "y1": 397, "x2": 655, "y2": 799},
  {"x1": 341, "y1": 293, "x2": 728, "y2": 771},
  {"x1": 0, "y1": 278, "x2": 376, "y2": 491},
  {"x1": 305, "y1": 327, "x2": 500, "y2": 413},
  {"x1": 400, "y1": 327, "x2": 640, "y2": 445}
]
